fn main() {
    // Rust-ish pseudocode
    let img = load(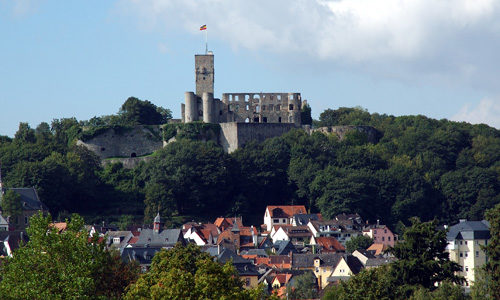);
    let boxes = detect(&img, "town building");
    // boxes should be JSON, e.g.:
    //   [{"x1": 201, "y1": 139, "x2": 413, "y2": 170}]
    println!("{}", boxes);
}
[{"x1": 446, "y1": 219, "x2": 490, "y2": 287}]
